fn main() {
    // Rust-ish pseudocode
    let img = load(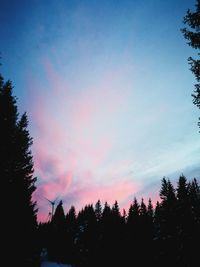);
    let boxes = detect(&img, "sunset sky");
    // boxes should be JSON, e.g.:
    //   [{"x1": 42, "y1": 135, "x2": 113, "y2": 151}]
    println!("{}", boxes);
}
[{"x1": 1, "y1": 0, "x2": 199, "y2": 221}]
